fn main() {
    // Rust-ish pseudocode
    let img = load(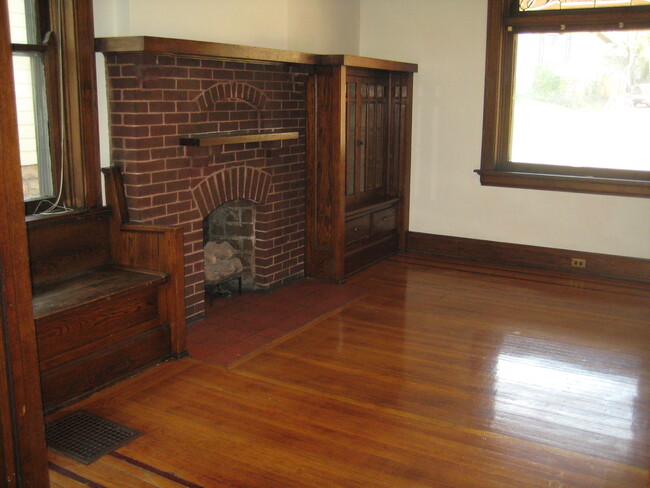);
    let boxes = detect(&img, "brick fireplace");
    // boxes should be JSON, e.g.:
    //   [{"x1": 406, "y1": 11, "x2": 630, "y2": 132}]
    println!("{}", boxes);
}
[{"x1": 104, "y1": 53, "x2": 311, "y2": 320}]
